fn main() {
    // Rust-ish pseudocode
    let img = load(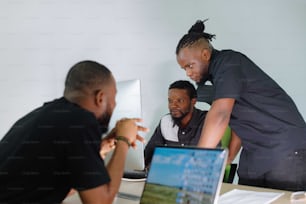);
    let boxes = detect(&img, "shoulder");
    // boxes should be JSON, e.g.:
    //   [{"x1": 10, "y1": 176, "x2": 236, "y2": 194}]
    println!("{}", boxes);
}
[
  {"x1": 160, "y1": 114, "x2": 173, "y2": 126},
  {"x1": 42, "y1": 97, "x2": 98, "y2": 127},
  {"x1": 213, "y1": 49, "x2": 245, "y2": 65},
  {"x1": 193, "y1": 108, "x2": 207, "y2": 121},
  {"x1": 210, "y1": 49, "x2": 248, "y2": 80}
]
